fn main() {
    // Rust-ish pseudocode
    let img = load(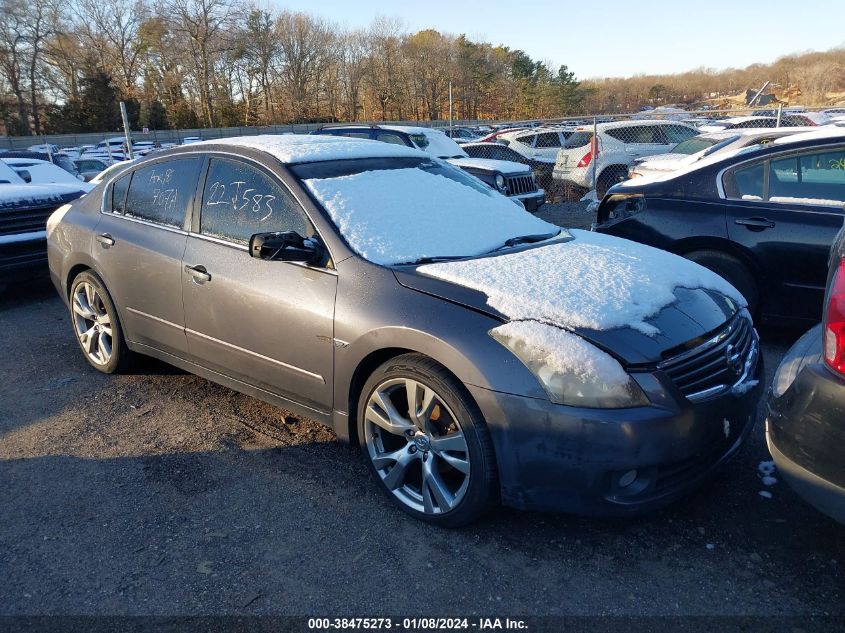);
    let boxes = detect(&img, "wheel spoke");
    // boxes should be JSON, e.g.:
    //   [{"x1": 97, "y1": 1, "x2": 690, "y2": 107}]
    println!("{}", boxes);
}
[
  {"x1": 80, "y1": 326, "x2": 97, "y2": 355},
  {"x1": 72, "y1": 294, "x2": 95, "y2": 320},
  {"x1": 97, "y1": 332, "x2": 111, "y2": 361},
  {"x1": 84, "y1": 283, "x2": 95, "y2": 309},
  {"x1": 381, "y1": 449, "x2": 418, "y2": 491},
  {"x1": 371, "y1": 446, "x2": 409, "y2": 470},
  {"x1": 366, "y1": 390, "x2": 413, "y2": 436},
  {"x1": 435, "y1": 450, "x2": 470, "y2": 475},
  {"x1": 422, "y1": 458, "x2": 455, "y2": 512},
  {"x1": 405, "y1": 379, "x2": 435, "y2": 432},
  {"x1": 429, "y1": 431, "x2": 467, "y2": 454}
]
